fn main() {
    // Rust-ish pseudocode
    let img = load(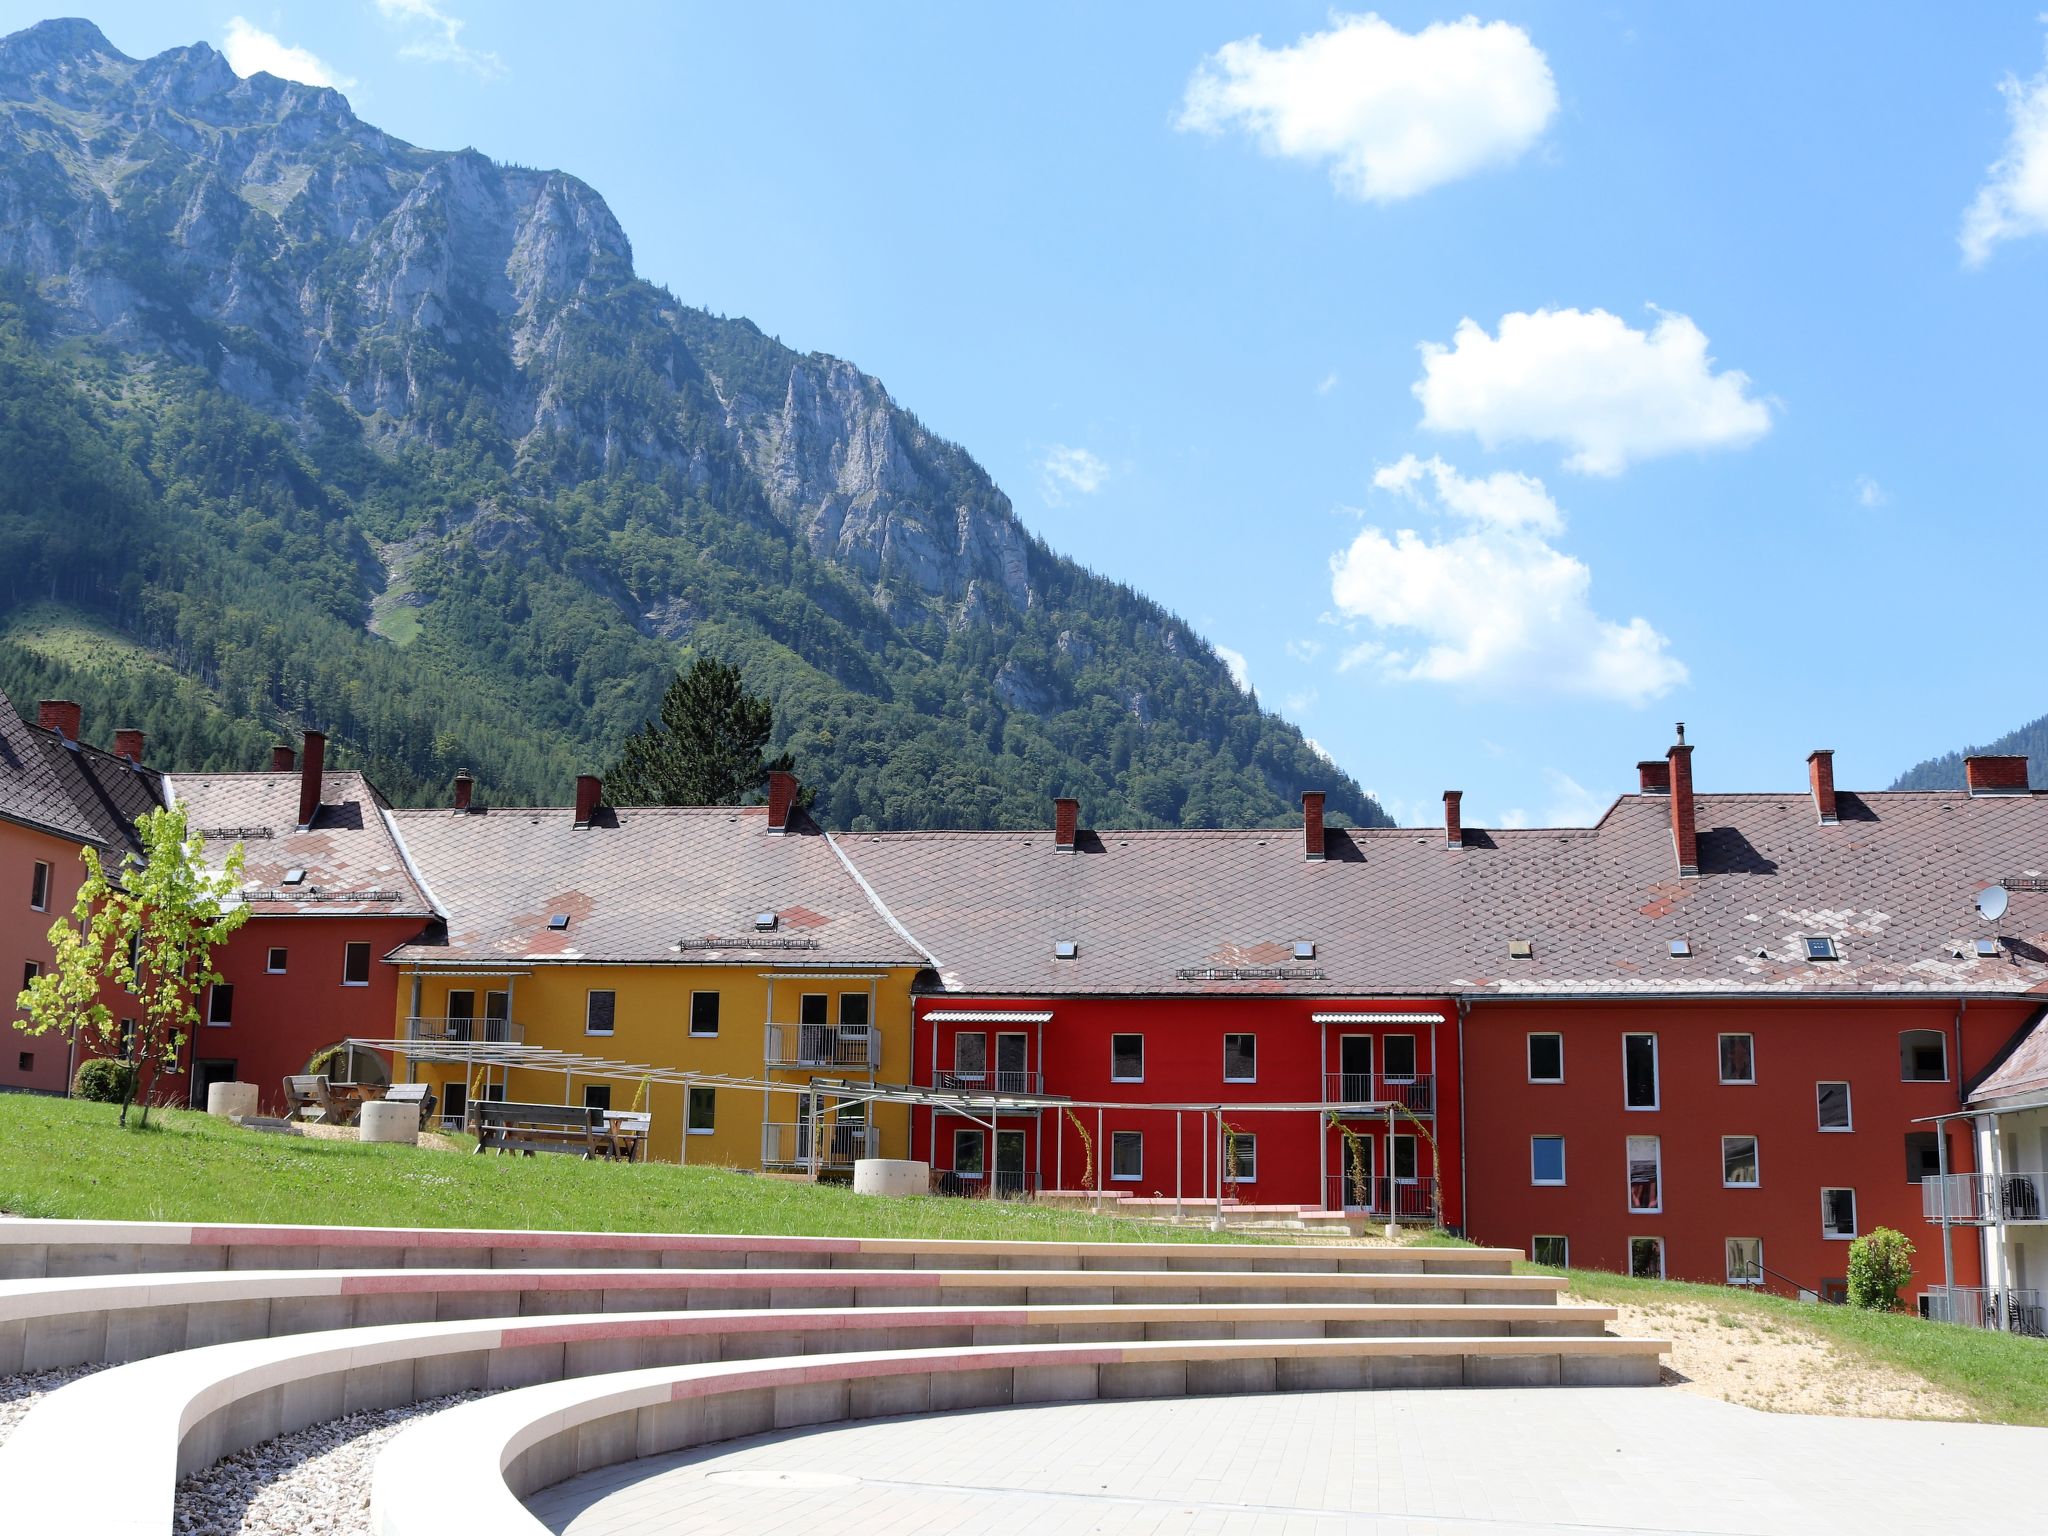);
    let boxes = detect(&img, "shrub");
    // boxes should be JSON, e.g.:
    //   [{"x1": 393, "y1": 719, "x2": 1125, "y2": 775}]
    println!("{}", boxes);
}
[
  {"x1": 1847, "y1": 1226, "x2": 1916, "y2": 1310},
  {"x1": 306, "y1": 1043, "x2": 386, "y2": 1085},
  {"x1": 73, "y1": 1057, "x2": 137, "y2": 1104}
]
